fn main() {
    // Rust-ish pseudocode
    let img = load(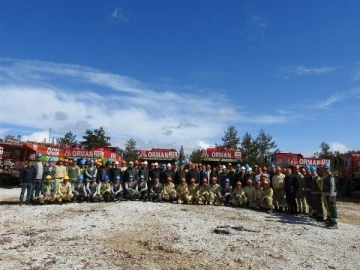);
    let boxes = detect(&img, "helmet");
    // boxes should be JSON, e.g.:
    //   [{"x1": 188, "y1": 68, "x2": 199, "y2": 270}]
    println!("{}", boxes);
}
[
  {"x1": 63, "y1": 159, "x2": 69, "y2": 163},
  {"x1": 236, "y1": 181, "x2": 242, "y2": 186},
  {"x1": 134, "y1": 160, "x2": 139, "y2": 165},
  {"x1": 222, "y1": 165, "x2": 226, "y2": 169},
  {"x1": 181, "y1": 160, "x2": 186, "y2": 165},
  {"x1": 174, "y1": 161, "x2": 178, "y2": 165},
  {"x1": 72, "y1": 158, "x2": 78, "y2": 162},
  {"x1": 154, "y1": 162, "x2": 159, "y2": 166},
  {"x1": 140, "y1": 175, "x2": 145, "y2": 179},
  {"x1": 167, "y1": 177, "x2": 172, "y2": 182},
  {"x1": 236, "y1": 164, "x2": 241, "y2": 168},
  {"x1": 77, "y1": 175, "x2": 83, "y2": 181},
  {"x1": 167, "y1": 163, "x2": 171, "y2": 167},
  {"x1": 254, "y1": 165, "x2": 258, "y2": 168},
  {"x1": 129, "y1": 174, "x2": 133, "y2": 178},
  {"x1": 129, "y1": 161, "x2": 134, "y2": 165},
  {"x1": 271, "y1": 164, "x2": 276, "y2": 169},
  {"x1": 241, "y1": 166, "x2": 246, "y2": 170},
  {"x1": 225, "y1": 178, "x2": 230, "y2": 183},
  {"x1": 45, "y1": 175, "x2": 52, "y2": 180},
  {"x1": 104, "y1": 175, "x2": 109, "y2": 181},
  {"x1": 202, "y1": 178, "x2": 208, "y2": 183},
  {"x1": 92, "y1": 174, "x2": 97, "y2": 178},
  {"x1": 121, "y1": 160, "x2": 126, "y2": 164},
  {"x1": 262, "y1": 167, "x2": 267, "y2": 171},
  {"x1": 35, "y1": 153, "x2": 42, "y2": 158},
  {"x1": 263, "y1": 180, "x2": 269, "y2": 186},
  {"x1": 323, "y1": 163, "x2": 330, "y2": 169},
  {"x1": 48, "y1": 157, "x2": 55, "y2": 163},
  {"x1": 79, "y1": 160, "x2": 86, "y2": 165},
  {"x1": 89, "y1": 159, "x2": 94, "y2": 164},
  {"x1": 181, "y1": 178, "x2": 186, "y2": 182},
  {"x1": 64, "y1": 175, "x2": 69, "y2": 180},
  {"x1": 115, "y1": 161, "x2": 119, "y2": 165},
  {"x1": 143, "y1": 161, "x2": 148, "y2": 165},
  {"x1": 107, "y1": 158, "x2": 112, "y2": 163},
  {"x1": 310, "y1": 166, "x2": 317, "y2": 172},
  {"x1": 304, "y1": 165, "x2": 310, "y2": 170},
  {"x1": 227, "y1": 163, "x2": 232, "y2": 166},
  {"x1": 115, "y1": 175, "x2": 121, "y2": 180},
  {"x1": 276, "y1": 166, "x2": 281, "y2": 171},
  {"x1": 245, "y1": 164, "x2": 250, "y2": 169},
  {"x1": 247, "y1": 178, "x2": 252, "y2": 184},
  {"x1": 190, "y1": 178, "x2": 195, "y2": 183}
]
